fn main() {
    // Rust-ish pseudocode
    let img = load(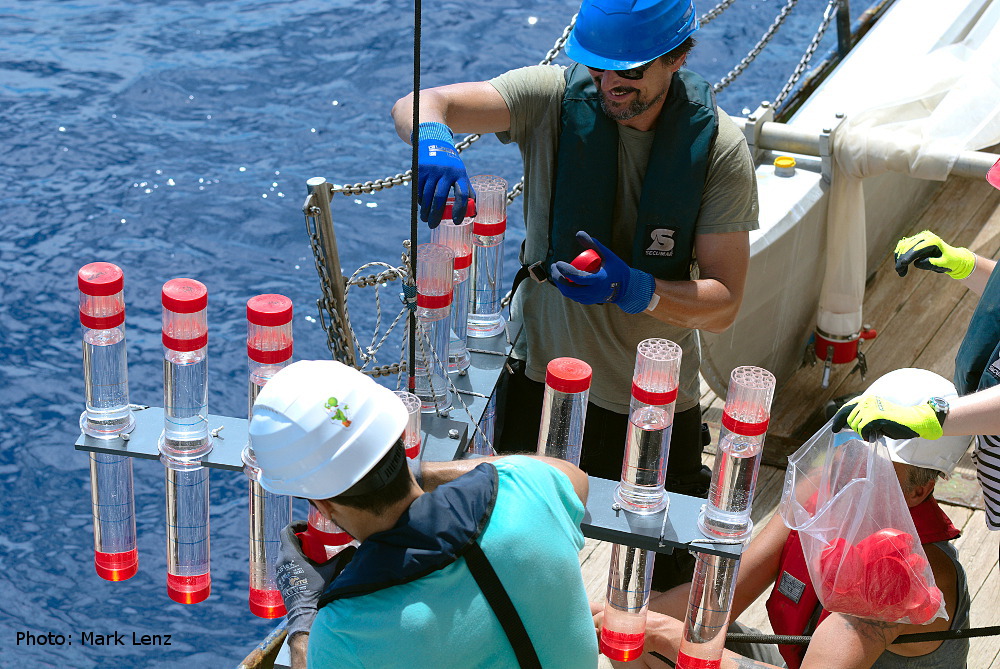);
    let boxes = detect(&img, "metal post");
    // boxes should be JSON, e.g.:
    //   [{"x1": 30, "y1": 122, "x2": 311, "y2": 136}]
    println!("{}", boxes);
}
[
  {"x1": 305, "y1": 177, "x2": 357, "y2": 367},
  {"x1": 836, "y1": 0, "x2": 852, "y2": 57}
]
